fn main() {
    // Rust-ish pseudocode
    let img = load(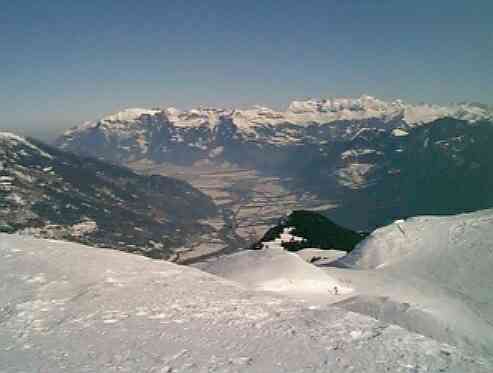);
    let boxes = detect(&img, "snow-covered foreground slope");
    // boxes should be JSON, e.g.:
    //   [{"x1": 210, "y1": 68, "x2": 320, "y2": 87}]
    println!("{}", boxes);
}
[
  {"x1": 1, "y1": 235, "x2": 491, "y2": 372},
  {"x1": 199, "y1": 209, "x2": 493, "y2": 358},
  {"x1": 329, "y1": 210, "x2": 493, "y2": 354}
]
